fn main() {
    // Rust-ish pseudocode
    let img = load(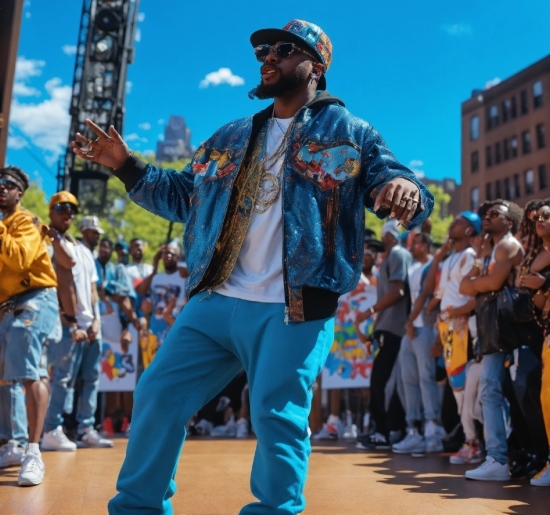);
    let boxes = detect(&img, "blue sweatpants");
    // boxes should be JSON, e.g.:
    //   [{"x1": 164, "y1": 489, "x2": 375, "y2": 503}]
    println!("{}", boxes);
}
[{"x1": 108, "y1": 291, "x2": 334, "y2": 515}]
